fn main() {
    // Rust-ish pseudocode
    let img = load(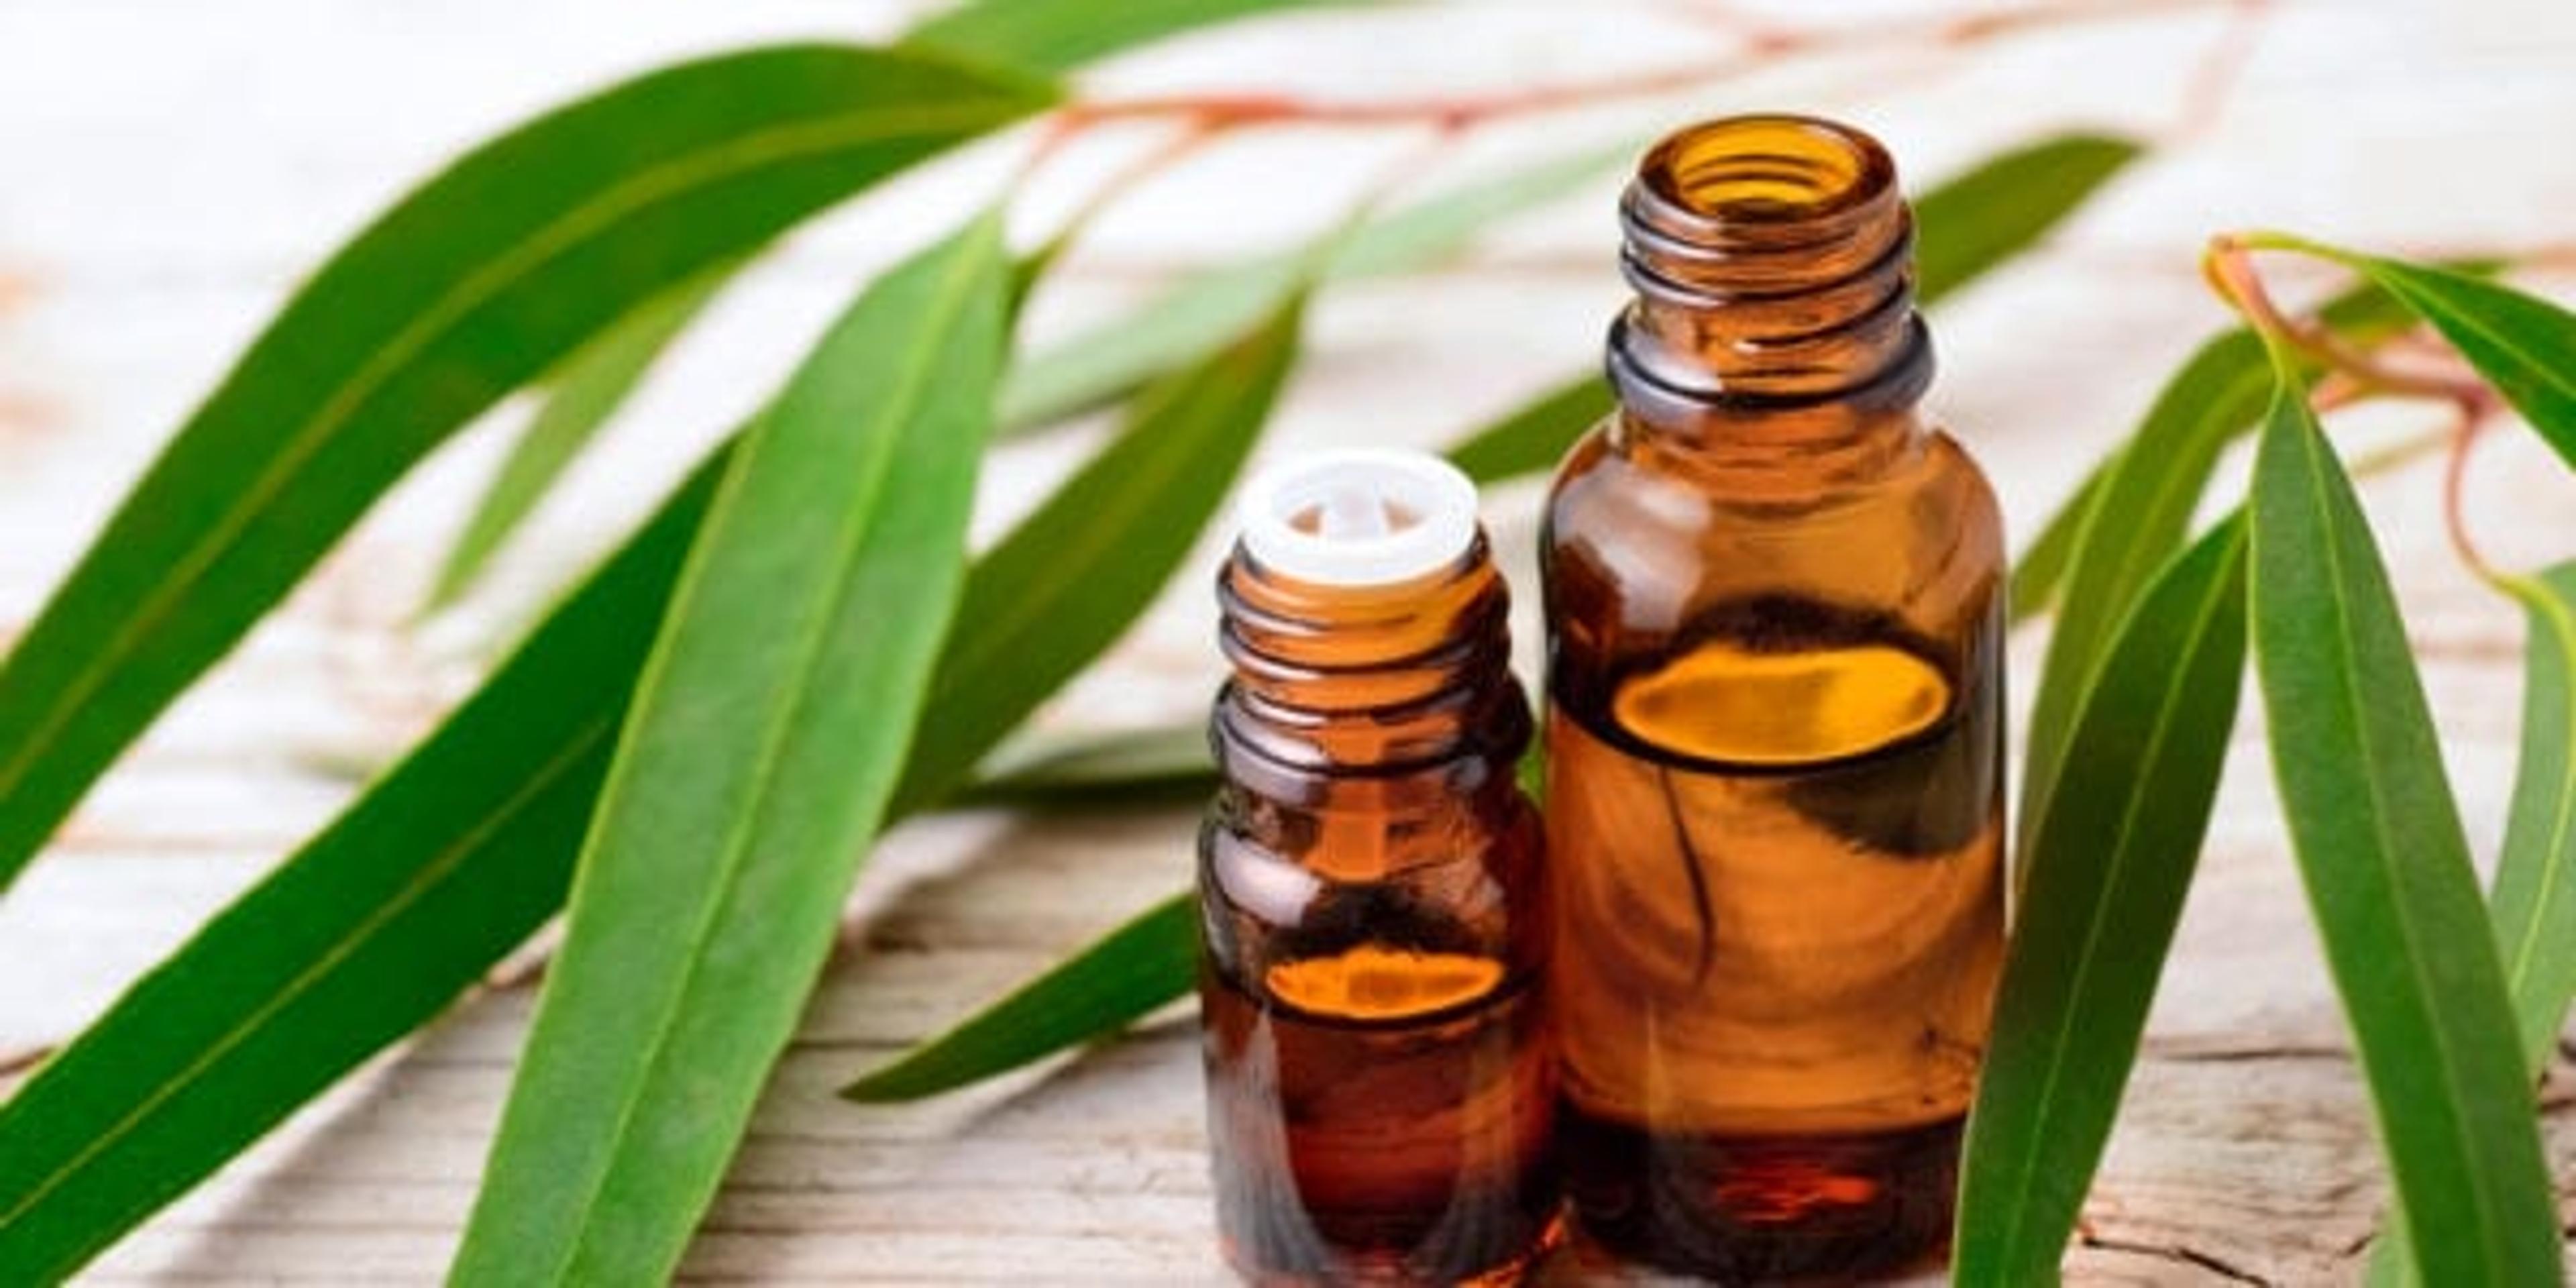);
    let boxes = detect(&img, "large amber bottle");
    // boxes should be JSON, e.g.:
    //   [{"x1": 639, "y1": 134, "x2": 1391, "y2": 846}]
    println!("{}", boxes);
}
[
  {"x1": 1541, "y1": 116, "x2": 2006, "y2": 1279},
  {"x1": 1200, "y1": 450, "x2": 1560, "y2": 1285}
]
